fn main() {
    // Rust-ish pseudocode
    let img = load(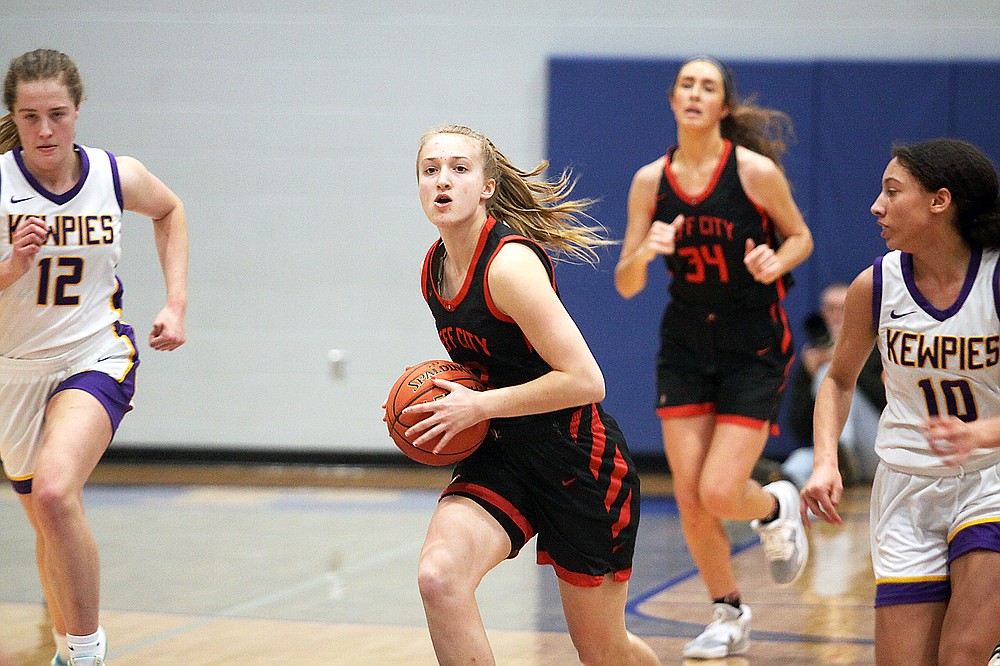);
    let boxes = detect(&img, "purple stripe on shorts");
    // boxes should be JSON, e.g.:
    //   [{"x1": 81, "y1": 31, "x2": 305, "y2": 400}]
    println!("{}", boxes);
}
[
  {"x1": 875, "y1": 579, "x2": 950, "y2": 608},
  {"x1": 949, "y1": 520, "x2": 1000, "y2": 564},
  {"x1": 53, "y1": 367, "x2": 135, "y2": 432},
  {"x1": 11, "y1": 478, "x2": 33, "y2": 494}
]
